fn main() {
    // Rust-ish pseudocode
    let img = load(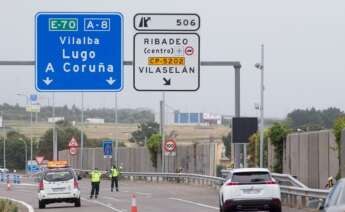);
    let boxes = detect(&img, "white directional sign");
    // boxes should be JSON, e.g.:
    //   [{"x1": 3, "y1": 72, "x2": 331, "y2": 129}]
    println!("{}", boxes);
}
[
  {"x1": 134, "y1": 33, "x2": 200, "y2": 91},
  {"x1": 134, "y1": 13, "x2": 200, "y2": 31}
]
